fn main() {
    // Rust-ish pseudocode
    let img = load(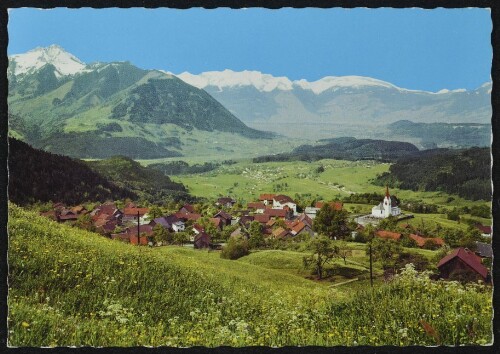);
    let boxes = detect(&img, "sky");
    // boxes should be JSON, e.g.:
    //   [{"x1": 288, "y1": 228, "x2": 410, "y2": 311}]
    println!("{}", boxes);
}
[{"x1": 8, "y1": 7, "x2": 492, "y2": 92}]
